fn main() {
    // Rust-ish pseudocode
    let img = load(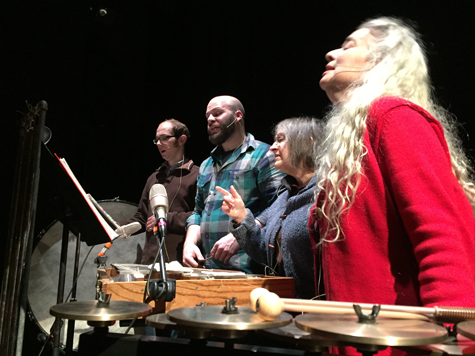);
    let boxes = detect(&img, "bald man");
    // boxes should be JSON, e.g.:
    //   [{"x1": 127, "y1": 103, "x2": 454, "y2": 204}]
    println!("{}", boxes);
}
[{"x1": 183, "y1": 96, "x2": 285, "y2": 273}]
